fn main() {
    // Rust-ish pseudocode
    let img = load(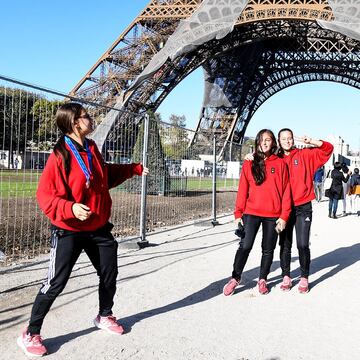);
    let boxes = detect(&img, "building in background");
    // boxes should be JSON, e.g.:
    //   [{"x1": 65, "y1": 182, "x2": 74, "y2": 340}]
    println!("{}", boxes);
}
[{"x1": 325, "y1": 135, "x2": 360, "y2": 170}]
